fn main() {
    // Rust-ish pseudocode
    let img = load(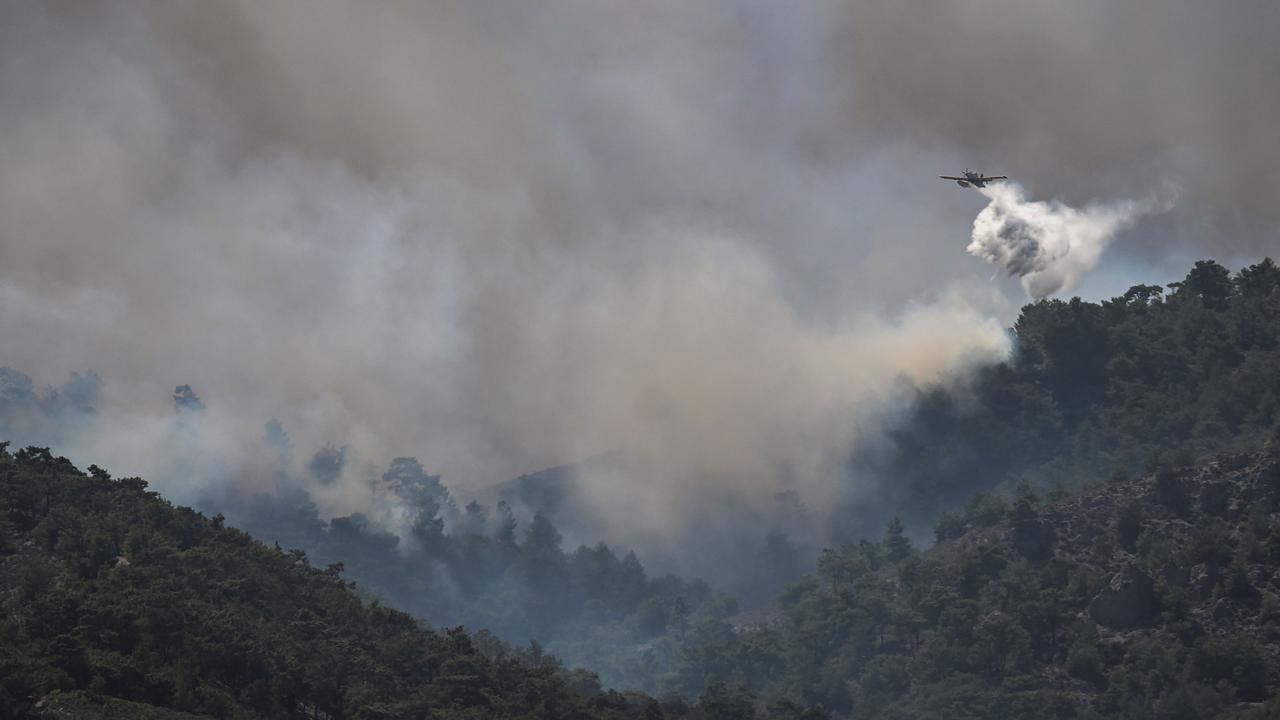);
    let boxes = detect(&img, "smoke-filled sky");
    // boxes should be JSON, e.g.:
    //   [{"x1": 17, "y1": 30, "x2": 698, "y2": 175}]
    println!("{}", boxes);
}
[{"x1": 2, "y1": 2, "x2": 1277, "y2": 561}]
